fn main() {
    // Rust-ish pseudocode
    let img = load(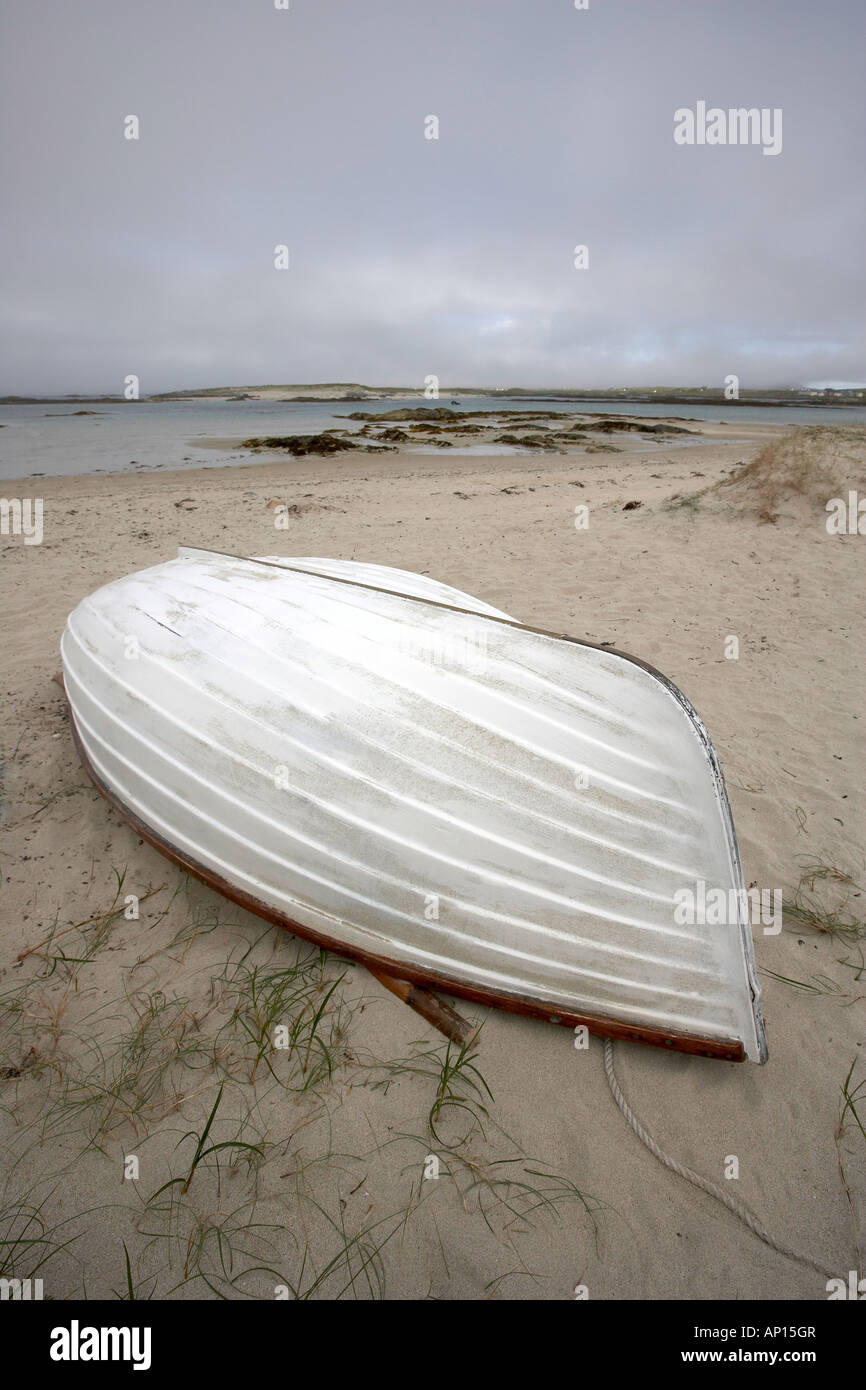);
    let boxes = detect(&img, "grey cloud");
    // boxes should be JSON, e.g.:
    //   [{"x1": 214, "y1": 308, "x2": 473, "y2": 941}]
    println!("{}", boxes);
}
[{"x1": 0, "y1": 0, "x2": 863, "y2": 393}]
